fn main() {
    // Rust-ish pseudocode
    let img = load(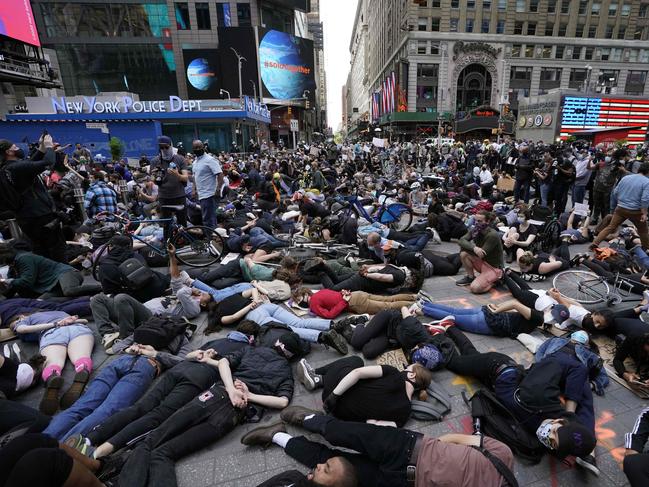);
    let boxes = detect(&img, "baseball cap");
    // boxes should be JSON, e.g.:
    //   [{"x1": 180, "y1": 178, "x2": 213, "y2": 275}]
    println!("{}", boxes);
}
[
  {"x1": 158, "y1": 135, "x2": 172, "y2": 145},
  {"x1": 551, "y1": 304, "x2": 570, "y2": 323},
  {"x1": 556, "y1": 421, "x2": 596, "y2": 458}
]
